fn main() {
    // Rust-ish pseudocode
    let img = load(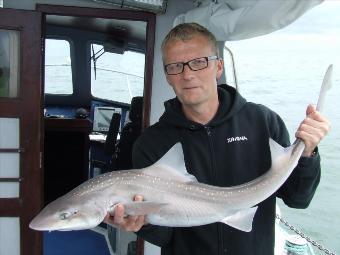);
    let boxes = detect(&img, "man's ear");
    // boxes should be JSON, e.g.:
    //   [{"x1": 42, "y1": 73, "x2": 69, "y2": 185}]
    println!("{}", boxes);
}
[{"x1": 216, "y1": 58, "x2": 224, "y2": 80}]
